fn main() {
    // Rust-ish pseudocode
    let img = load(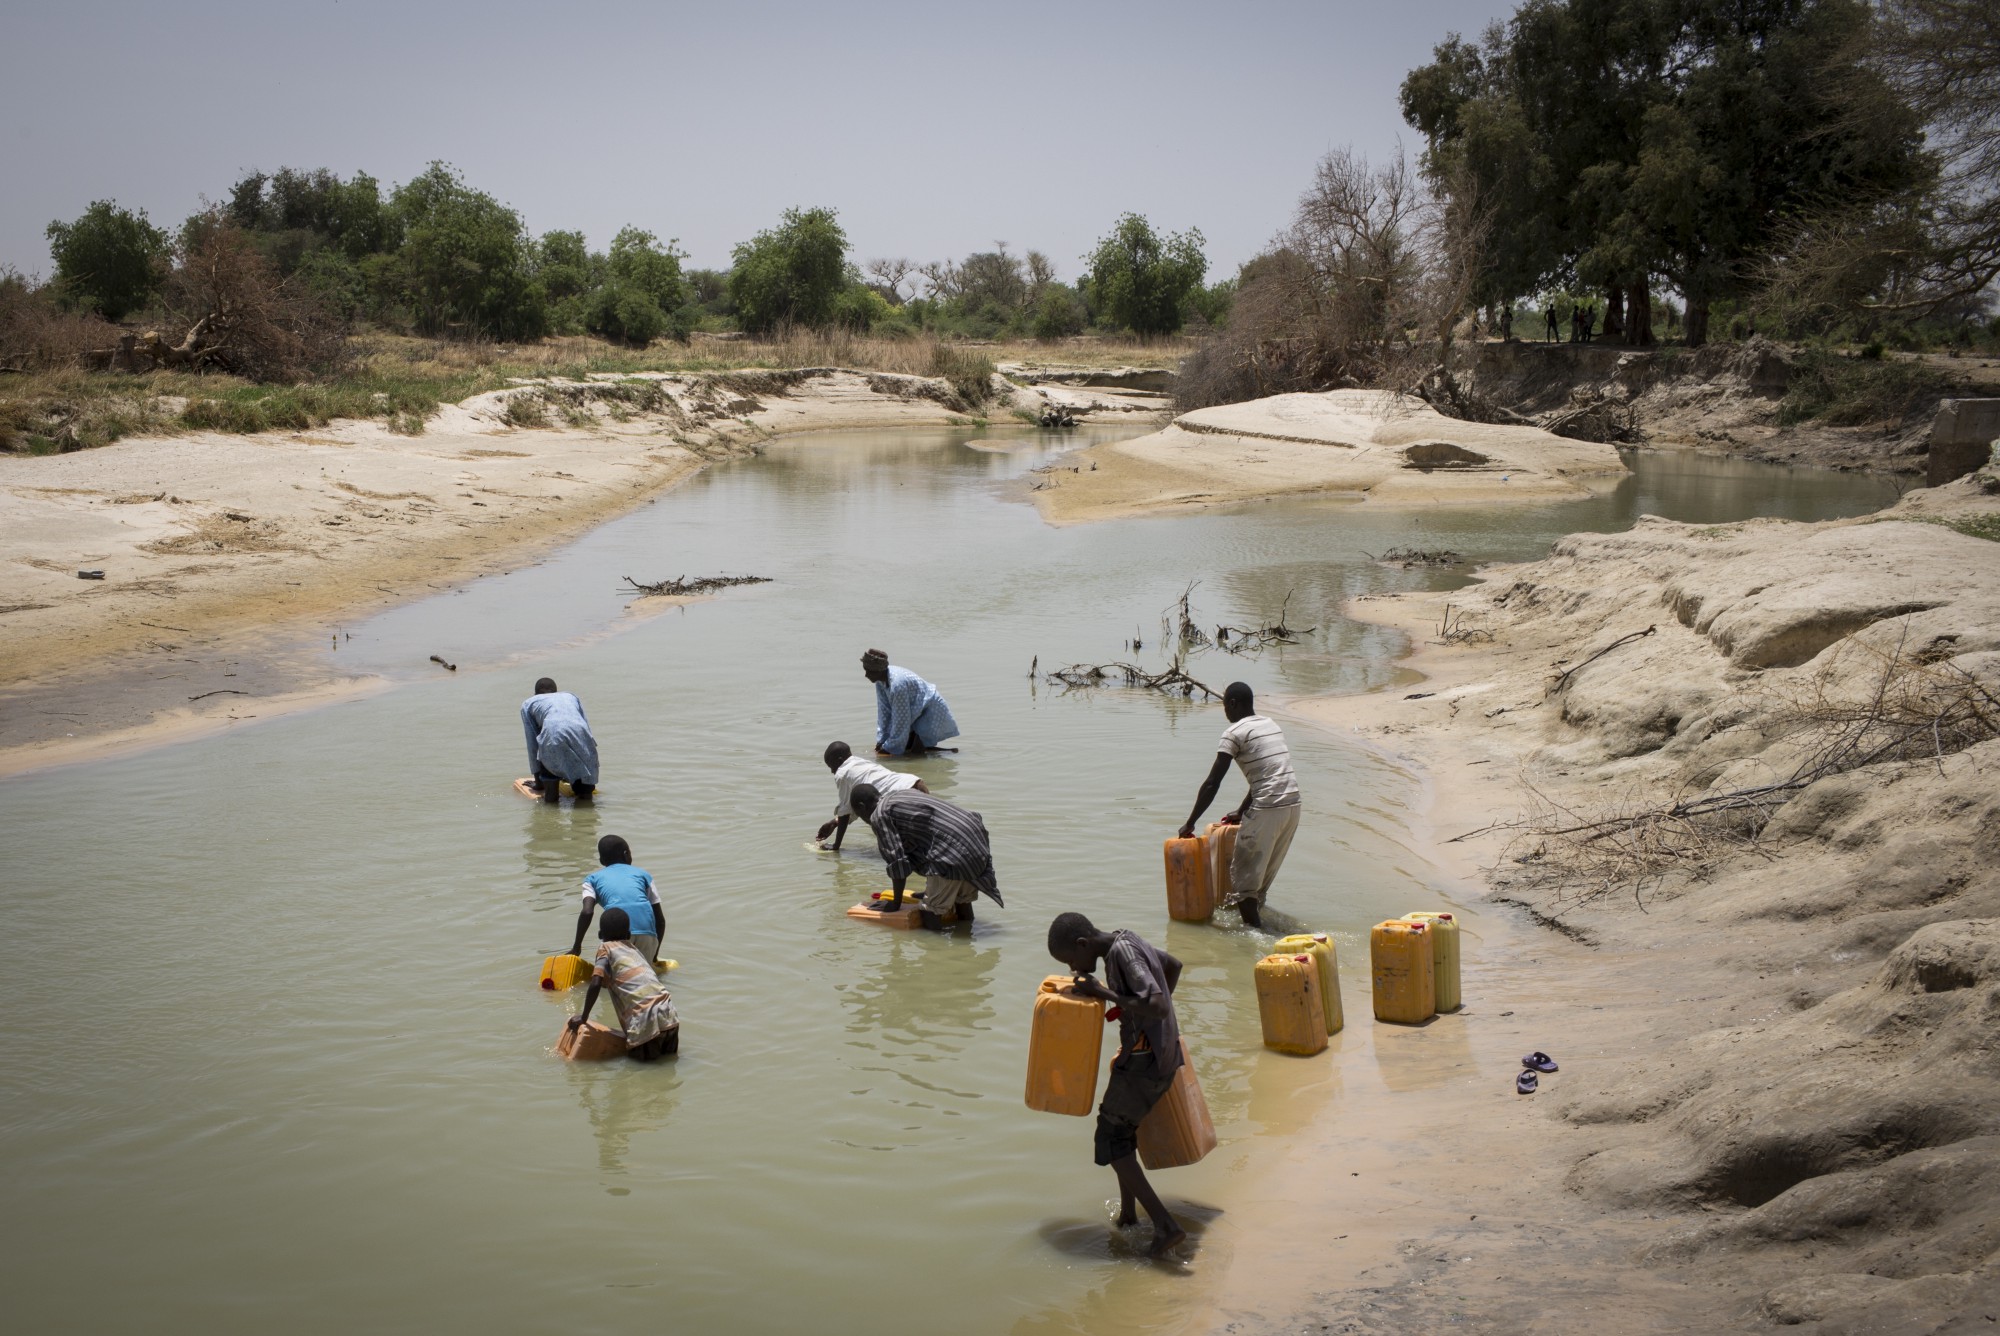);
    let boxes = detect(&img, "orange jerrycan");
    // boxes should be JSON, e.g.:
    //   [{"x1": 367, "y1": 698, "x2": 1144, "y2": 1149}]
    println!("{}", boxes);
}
[
  {"x1": 1254, "y1": 954, "x2": 1329, "y2": 1055},
  {"x1": 540, "y1": 953, "x2": 593, "y2": 991},
  {"x1": 1275, "y1": 932, "x2": 1343, "y2": 1035},
  {"x1": 555, "y1": 1020, "x2": 627, "y2": 1061},
  {"x1": 1164, "y1": 835, "x2": 1216, "y2": 922},
  {"x1": 1137, "y1": 1039, "x2": 1217, "y2": 1170},
  {"x1": 1401, "y1": 911, "x2": 1463, "y2": 1012},
  {"x1": 1204, "y1": 820, "x2": 1239, "y2": 907},
  {"x1": 1025, "y1": 976, "x2": 1106, "y2": 1115},
  {"x1": 1371, "y1": 920, "x2": 1436, "y2": 1024}
]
